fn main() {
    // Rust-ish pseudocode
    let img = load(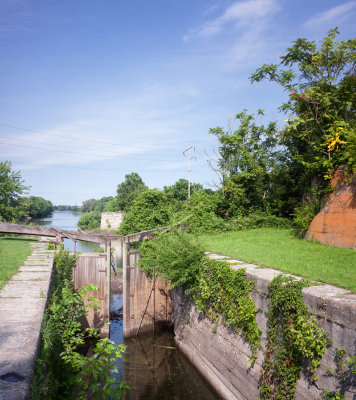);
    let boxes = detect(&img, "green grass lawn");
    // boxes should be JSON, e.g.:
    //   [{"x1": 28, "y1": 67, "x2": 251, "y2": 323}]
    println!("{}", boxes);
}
[
  {"x1": 199, "y1": 228, "x2": 356, "y2": 292},
  {"x1": 0, "y1": 236, "x2": 34, "y2": 291}
]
